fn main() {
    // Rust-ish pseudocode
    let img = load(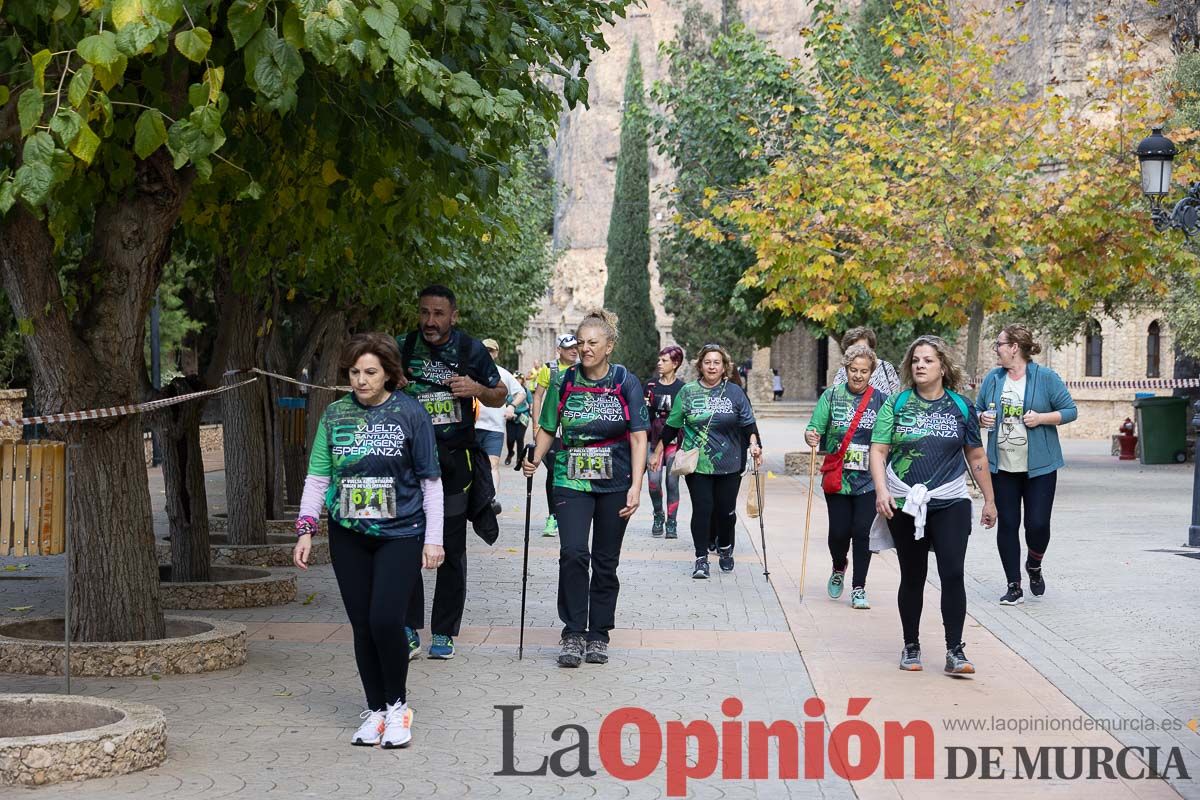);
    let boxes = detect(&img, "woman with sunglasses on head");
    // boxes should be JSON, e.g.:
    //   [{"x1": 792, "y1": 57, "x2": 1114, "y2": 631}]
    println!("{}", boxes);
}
[
  {"x1": 523, "y1": 309, "x2": 649, "y2": 668},
  {"x1": 869, "y1": 335, "x2": 996, "y2": 676},
  {"x1": 644, "y1": 345, "x2": 686, "y2": 538},
  {"x1": 651, "y1": 344, "x2": 762, "y2": 579},
  {"x1": 975, "y1": 324, "x2": 1076, "y2": 605},
  {"x1": 293, "y1": 333, "x2": 444, "y2": 748}
]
